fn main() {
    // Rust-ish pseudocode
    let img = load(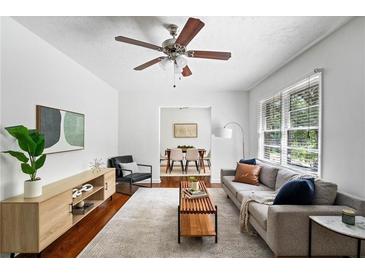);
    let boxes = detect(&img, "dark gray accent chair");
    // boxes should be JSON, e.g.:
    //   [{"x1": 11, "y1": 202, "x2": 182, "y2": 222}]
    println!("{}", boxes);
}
[{"x1": 108, "y1": 155, "x2": 152, "y2": 195}]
